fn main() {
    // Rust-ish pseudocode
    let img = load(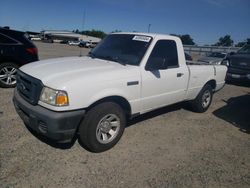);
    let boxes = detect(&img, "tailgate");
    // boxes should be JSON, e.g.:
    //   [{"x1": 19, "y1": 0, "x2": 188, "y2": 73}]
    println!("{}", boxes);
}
[{"x1": 214, "y1": 65, "x2": 227, "y2": 91}]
